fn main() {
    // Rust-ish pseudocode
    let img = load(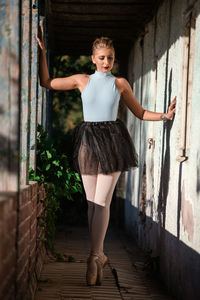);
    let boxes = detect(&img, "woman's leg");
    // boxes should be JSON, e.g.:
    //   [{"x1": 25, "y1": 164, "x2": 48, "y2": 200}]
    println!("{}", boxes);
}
[
  {"x1": 81, "y1": 171, "x2": 121, "y2": 285},
  {"x1": 90, "y1": 171, "x2": 121, "y2": 258},
  {"x1": 81, "y1": 174, "x2": 97, "y2": 235}
]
